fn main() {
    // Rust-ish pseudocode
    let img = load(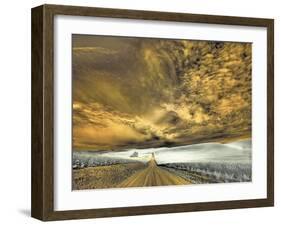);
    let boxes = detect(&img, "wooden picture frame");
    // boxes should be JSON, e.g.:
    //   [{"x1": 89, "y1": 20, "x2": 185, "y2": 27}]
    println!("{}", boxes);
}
[{"x1": 31, "y1": 4, "x2": 274, "y2": 221}]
